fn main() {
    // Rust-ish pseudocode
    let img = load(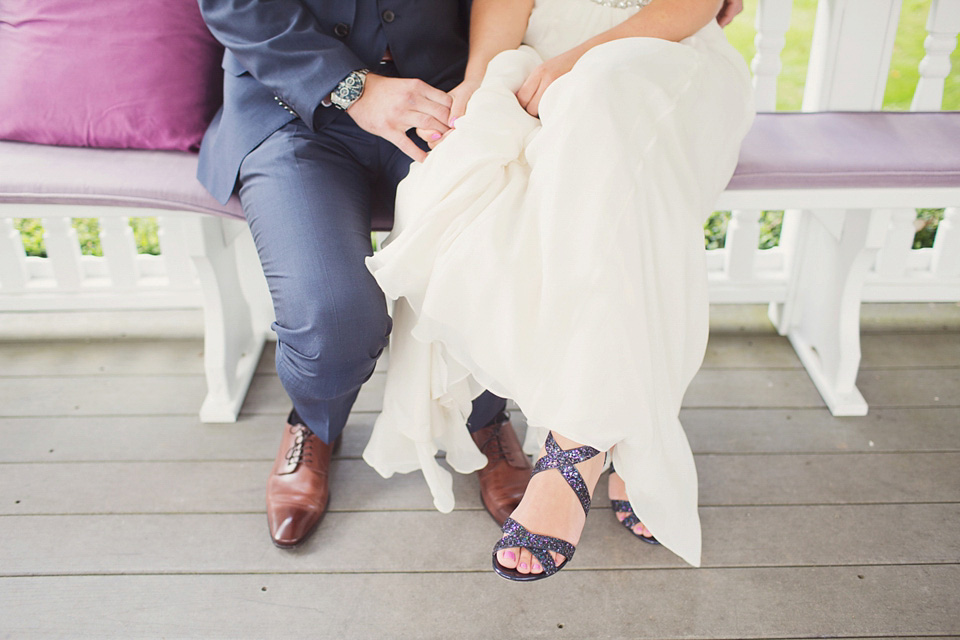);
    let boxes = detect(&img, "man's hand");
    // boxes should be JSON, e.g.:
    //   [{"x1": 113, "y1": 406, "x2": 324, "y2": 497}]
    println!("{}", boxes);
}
[
  {"x1": 416, "y1": 77, "x2": 481, "y2": 149},
  {"x1": 346, "y1": 73, "x2": 454, "y2": 162},
  {"x1": 716, "y1": 0, "x2": 743, "y2": 27}
]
